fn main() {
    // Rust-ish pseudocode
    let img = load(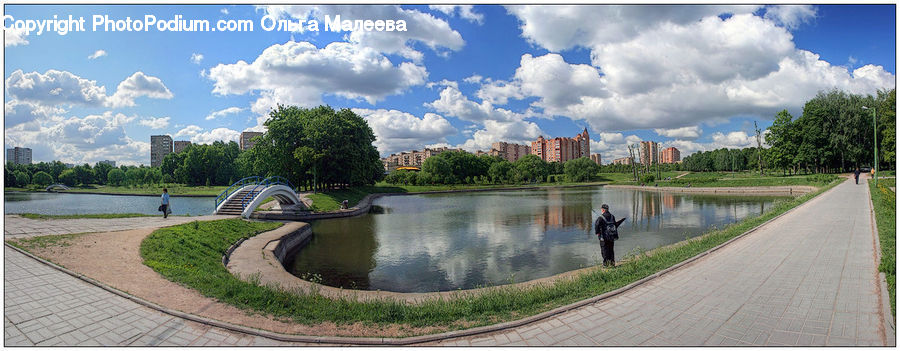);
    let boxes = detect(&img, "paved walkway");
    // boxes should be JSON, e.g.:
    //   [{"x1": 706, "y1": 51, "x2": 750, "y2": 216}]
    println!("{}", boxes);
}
[
  {"x1": 4, "y1": 215, "x2": 233, "y2": 239},
  {"x1": 3, "y1": 177, "x2": 890, "y2": 346}
]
